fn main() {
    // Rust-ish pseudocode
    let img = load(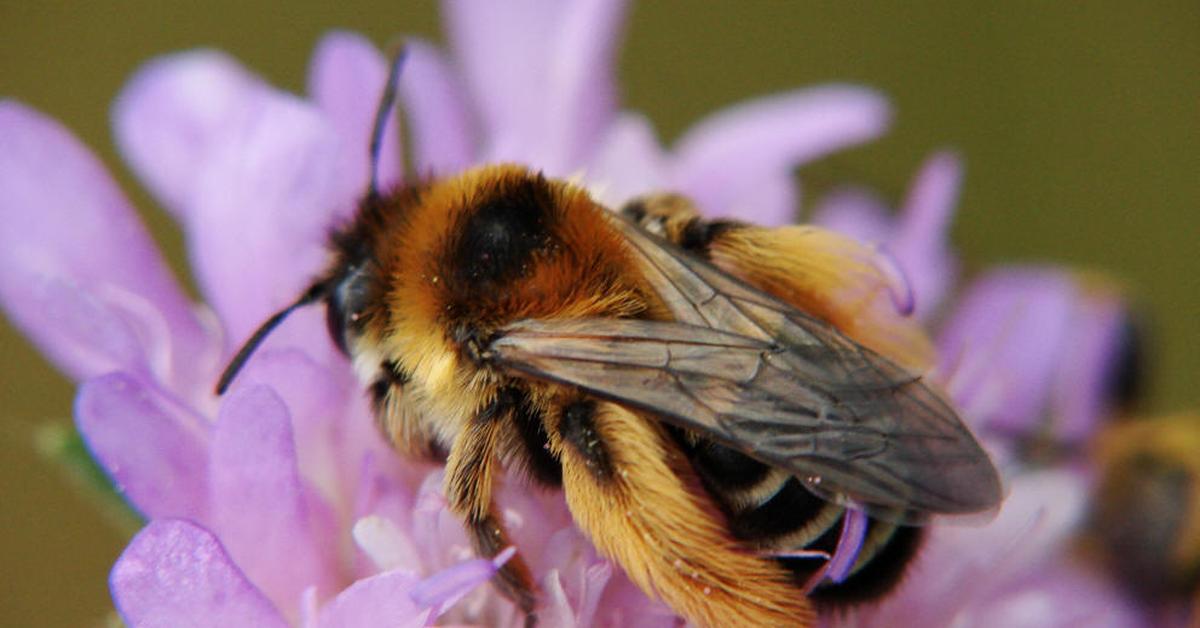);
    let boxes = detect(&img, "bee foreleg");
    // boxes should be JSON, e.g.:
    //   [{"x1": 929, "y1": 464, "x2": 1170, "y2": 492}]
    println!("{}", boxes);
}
[
  {"x1": 445, "y1": 397, "x2": 538, "y2": 621},
  {"x1": 371, "y1": 371, "x2": 446, "y2": 462},
  {"x1": 554, "y1": 399, "x2": 815, "y2": 628}
]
